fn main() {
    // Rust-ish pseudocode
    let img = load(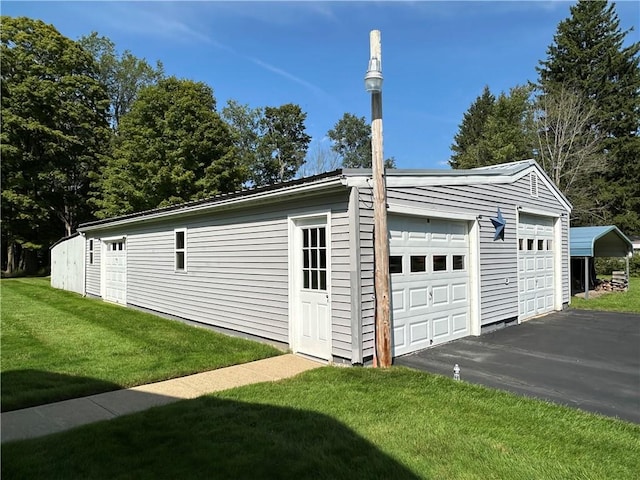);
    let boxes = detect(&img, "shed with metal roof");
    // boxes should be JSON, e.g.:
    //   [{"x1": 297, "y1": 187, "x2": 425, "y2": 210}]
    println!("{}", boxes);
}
[{"x1": 570, "y1": 226, "x2": 633, "y2": 298}]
